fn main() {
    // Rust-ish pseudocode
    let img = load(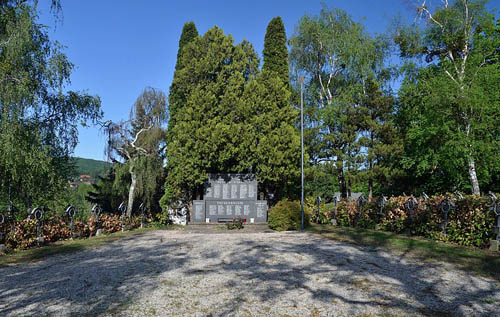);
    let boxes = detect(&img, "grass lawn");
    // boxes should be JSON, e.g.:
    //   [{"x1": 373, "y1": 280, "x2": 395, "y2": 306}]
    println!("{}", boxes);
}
[
  {"x1": 307, "y1": 224, "x2": 500, "y2": 280},
  {"x1": 0, "y1": 225, "x2": 184, "y2": 267}
]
